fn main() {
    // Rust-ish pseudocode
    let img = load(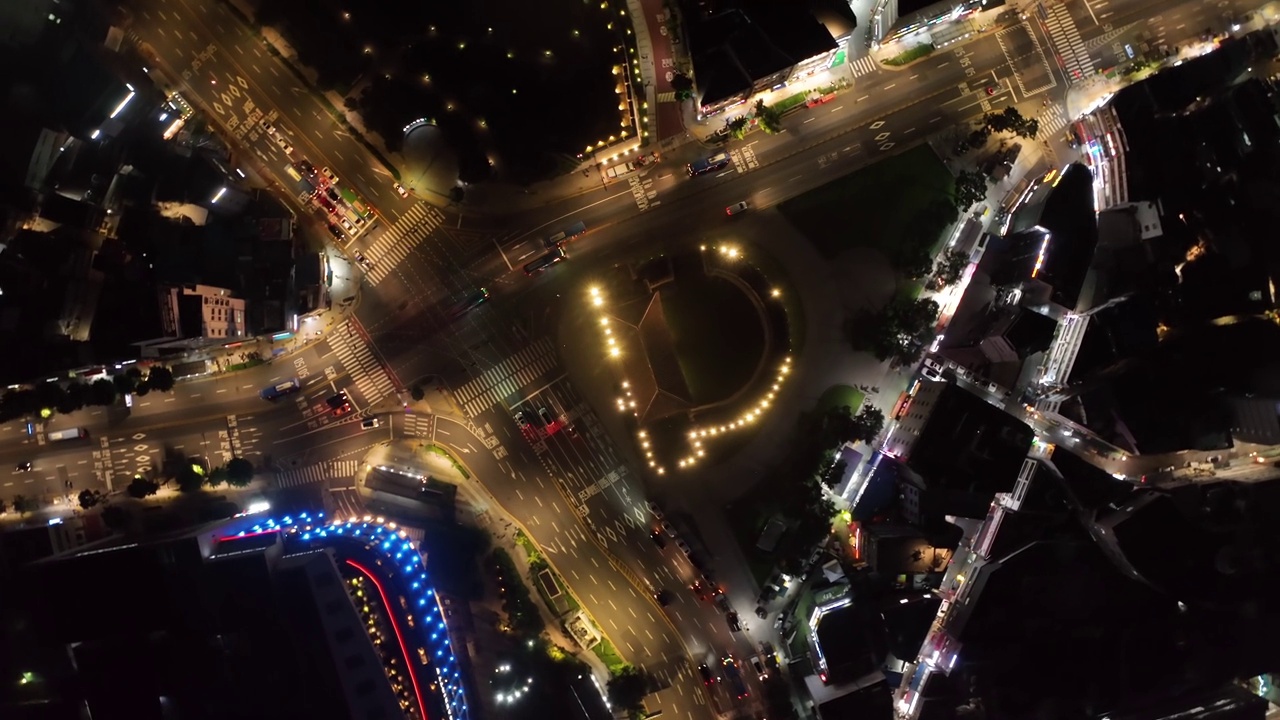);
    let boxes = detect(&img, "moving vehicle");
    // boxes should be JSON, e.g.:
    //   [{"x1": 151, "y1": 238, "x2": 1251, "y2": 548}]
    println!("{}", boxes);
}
[
  {"x1": 721, "y1": 656, "x2": 748, "y2": 698},
  {"x1": 544, "y1": 221, "x2": 587, "y2": 248},
  {"x1": 697, "y1": 664, "x2": 715, "y2": 686},
  {"x1": 646, "y1": 501, "x2": 664, "y2": 519},
  {"x1": 16, "y1": 462, "x2": 32, "y2": 472},
  {"x1": 687, "y1": 152, "x2": 730, "y2": 177},
  {"x1": 538, "y1": 407, "x2": 556, "y2": 426},
  {"x1": 326, "y1": 223, "x2": 345, "y2": 240},
  {"x1": 260, "y1": 378, "x2": 302, "y2": 400},
  {"x1": 361, "y1": 417, "x2": 381, "y2": 429},
  {"x1": 660, "y1": 520, "x2": 677, "y2": 537},
  {"x1": 47, "y1": 428, "x2": 89, "y2": 442},
  {"x1": 726, "y1": 201, "x2": 749, "y2": 215},
  {"x1": 449, "y1": 288, "x2": 491, "y2": 318},
  {"x1": 326, "y1": 392, "x2": 352, "y2": 417},
  {"x1": 523, "y1": 247, "x2": 567, "y2": 276},
  {"x1": 273, "y1": 134, "x2": 293, "y2": 155},
  {"x1": 296, "y1": 160, "x2": 316, "y2": 177},
  {"x1": 393, "y1": 182, "x2": 409, "y2": 198},
  {"x1": 649, "y1": 529, "x2": 667, "y2": 548},
  {"x1": 321, "y1": 167, "x2": 338, "y2": 184}
]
